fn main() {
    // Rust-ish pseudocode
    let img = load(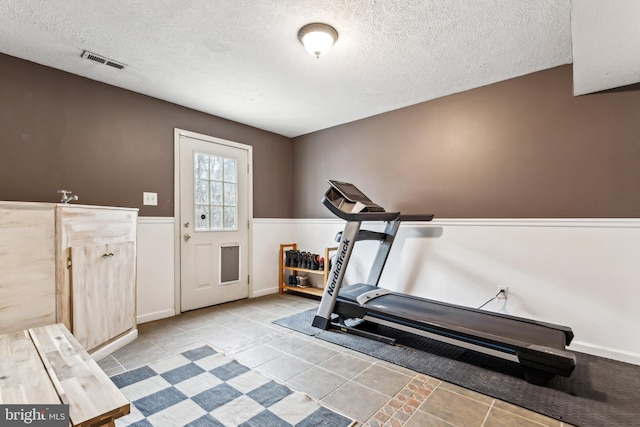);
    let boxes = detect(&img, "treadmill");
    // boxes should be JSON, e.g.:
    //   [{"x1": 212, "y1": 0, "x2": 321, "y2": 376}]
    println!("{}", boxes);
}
[{"x1": 312, "y1": 180, "x2": 576, "y2": 385}]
